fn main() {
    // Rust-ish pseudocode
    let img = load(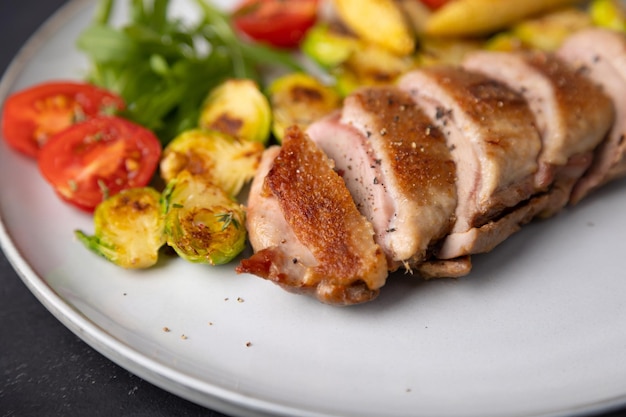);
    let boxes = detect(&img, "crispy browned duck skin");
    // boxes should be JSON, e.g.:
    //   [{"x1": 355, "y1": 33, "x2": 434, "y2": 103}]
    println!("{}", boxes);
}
[
  {"x1": 397, "y1": 66, "x2": 543, "y2": 260},
  {"x1": 463, "y1": 50, "x2": 614, "y2": 217},
  {"x1": 558, "y1": 28, "x2": 626, "y2": 204},
  {"x1": 308, "y1": 86, "x2": 457, "y2": 271},
  {"x1": 241, "y1": 30, "x2": 626, "y2": 303},
  {"x1": 236, "y1": 126, "x2": 388, "y2": 306}
]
